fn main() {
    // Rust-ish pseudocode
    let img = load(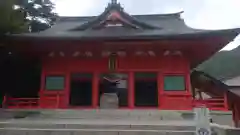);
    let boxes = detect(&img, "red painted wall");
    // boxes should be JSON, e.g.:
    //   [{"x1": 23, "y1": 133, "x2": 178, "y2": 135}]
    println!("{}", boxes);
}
[
  {"x1": 40, "y1": 55, "x2": 192, "y2": 110},
  {"x1": 40, "y1": 58, "x2": 108, "y2": 108},
  {"x1": 118, "y1": 57, "x2": 161, "y2": 71},
  {"x1": 160, "y1": 56, "x2": 192, "y2": 110}
]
